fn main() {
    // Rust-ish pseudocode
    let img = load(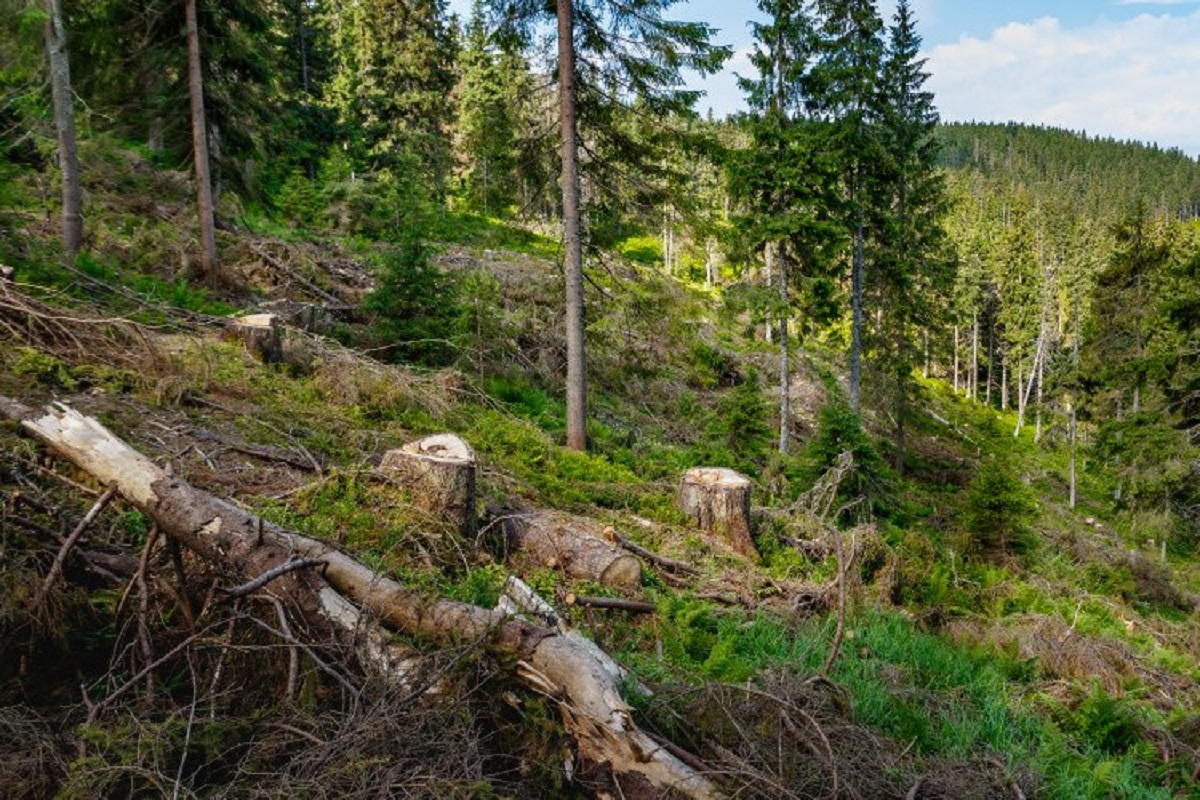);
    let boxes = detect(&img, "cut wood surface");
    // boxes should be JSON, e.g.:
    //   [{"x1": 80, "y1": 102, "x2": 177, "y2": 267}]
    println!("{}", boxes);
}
[
  {"x1": 677, "y1": 467, "x2": 757, "y2": 558},
  {"x1": 0, "y1": 396, "x2": 718, "y2": 799},
  {"x1": 230, "y1": 313, "x2": 282, "y2": 364},
  {"x1": 498, "y1": 509, "x2": 641, "y2": 590},
  {"x1": 380, "y1": 434, "x2": 476, "y2": 535}
]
